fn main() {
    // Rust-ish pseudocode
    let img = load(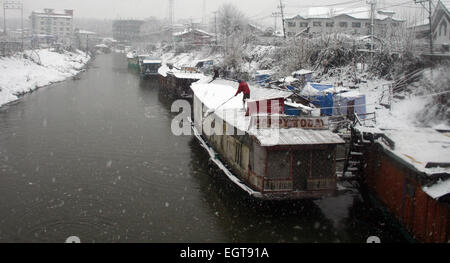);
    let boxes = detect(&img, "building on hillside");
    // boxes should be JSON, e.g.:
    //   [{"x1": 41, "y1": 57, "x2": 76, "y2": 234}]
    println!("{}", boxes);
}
[
  {"x1": 30, "y1": 8, "x2": 74, "y2": 45},
  {"x1": 112, "y1": 19, "x2": 144, "y2": 42},
  {"x1": 173, "y1": 28, "x2": 215, "y2": 46},
  {"x1": 284, "y1": 7, "x2": 405, "y2": 38}
]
